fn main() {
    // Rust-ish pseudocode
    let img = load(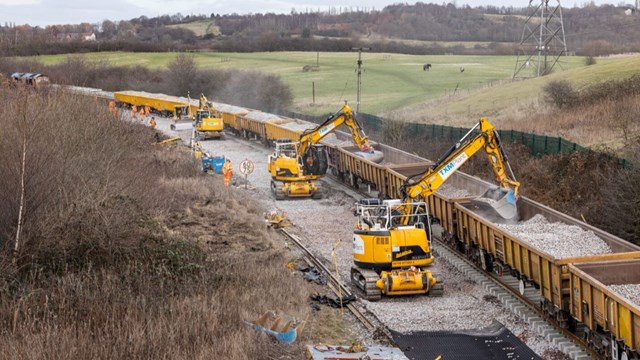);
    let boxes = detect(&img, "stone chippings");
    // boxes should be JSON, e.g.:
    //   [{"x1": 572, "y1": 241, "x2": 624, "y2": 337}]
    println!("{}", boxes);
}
[
  {"x1": 496, "y1": 214, "x2": 612, "y2": 259},
  {"x1": 435, "y1": 183, "x2": 473, "y2": 199},
  {"x1": 321, "y1": 133, "x2": 353, "y2": 146},
  {"x1": 609, "y1": 284, "x2": 640, "y2": 308}
]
